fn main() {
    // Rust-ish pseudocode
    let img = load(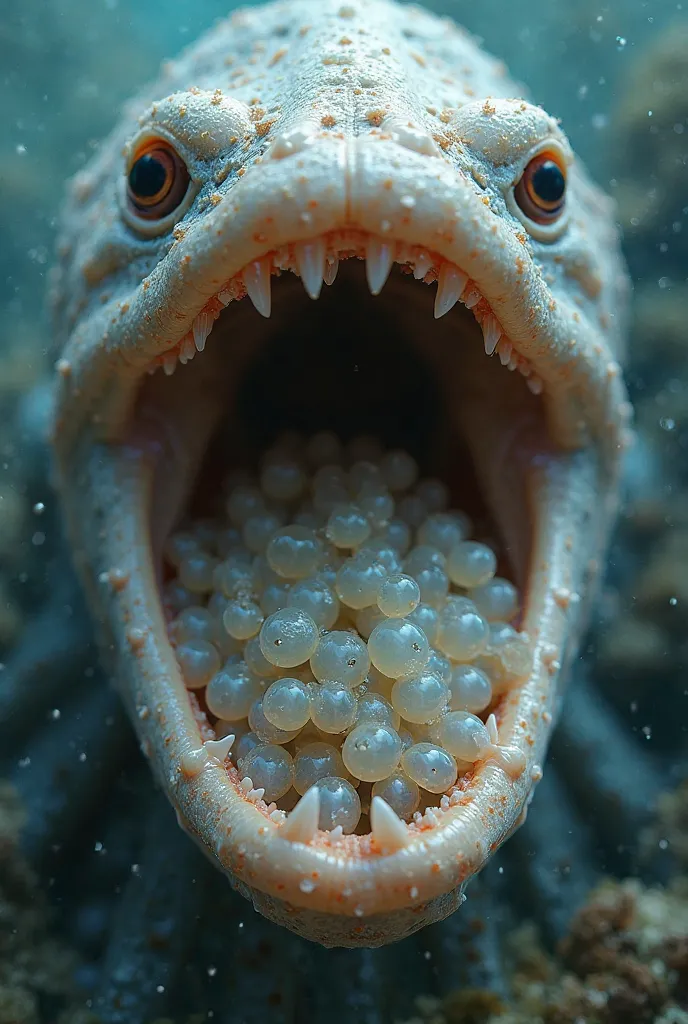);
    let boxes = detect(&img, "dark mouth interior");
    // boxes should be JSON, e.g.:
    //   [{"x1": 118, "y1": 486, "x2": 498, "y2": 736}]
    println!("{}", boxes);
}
[{"x1": 172, "y1": 260, "x2": 519, "y2": 546}]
